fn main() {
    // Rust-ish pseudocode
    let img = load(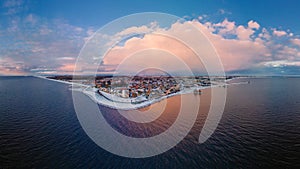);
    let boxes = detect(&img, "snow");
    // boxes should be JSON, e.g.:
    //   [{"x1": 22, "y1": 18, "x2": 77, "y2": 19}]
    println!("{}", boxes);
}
[{"x1": 82, "y1": 85, "x2": 213, "y2": 110}]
